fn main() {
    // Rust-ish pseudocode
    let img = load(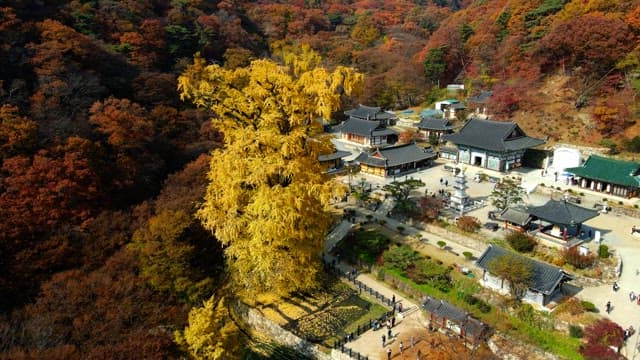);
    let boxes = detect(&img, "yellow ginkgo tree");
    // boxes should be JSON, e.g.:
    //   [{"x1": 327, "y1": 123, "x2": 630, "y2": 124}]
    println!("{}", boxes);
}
[{"x1": 178, "y1": 45, "x2": 363, "y2": 298}]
